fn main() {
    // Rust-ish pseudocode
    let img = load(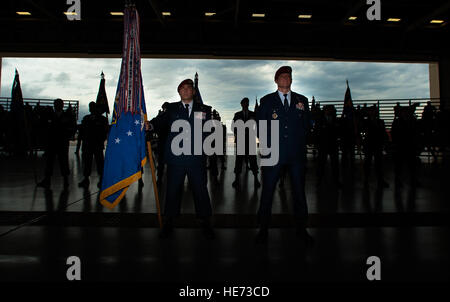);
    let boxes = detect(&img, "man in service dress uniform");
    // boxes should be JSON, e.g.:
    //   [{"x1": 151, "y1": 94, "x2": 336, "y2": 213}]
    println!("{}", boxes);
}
[
  {"x1": 232, "y1": 97, "x2": 260, "y2": 188},
  {"x1": 256, "y1": 66, "x2": 313, "y2": 244},
  {"x1": 148, "y1": 79, "x2": 214, "y2": 239}
]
